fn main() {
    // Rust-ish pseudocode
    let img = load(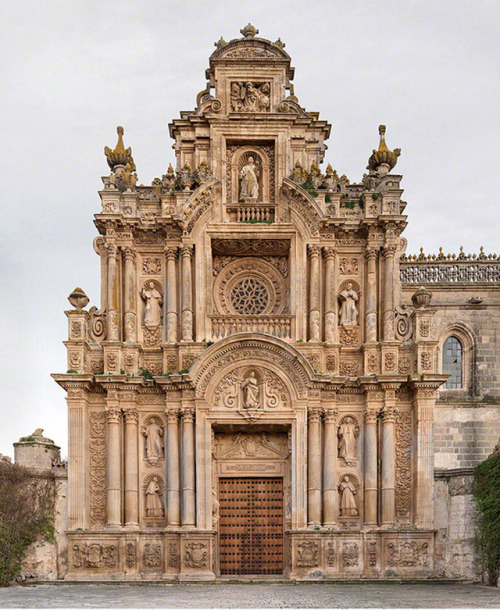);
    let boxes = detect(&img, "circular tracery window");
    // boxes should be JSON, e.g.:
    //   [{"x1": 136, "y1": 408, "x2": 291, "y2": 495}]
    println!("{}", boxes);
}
[{"x1": 230, "y1": 277, "x2": 269, "y2": 315}]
